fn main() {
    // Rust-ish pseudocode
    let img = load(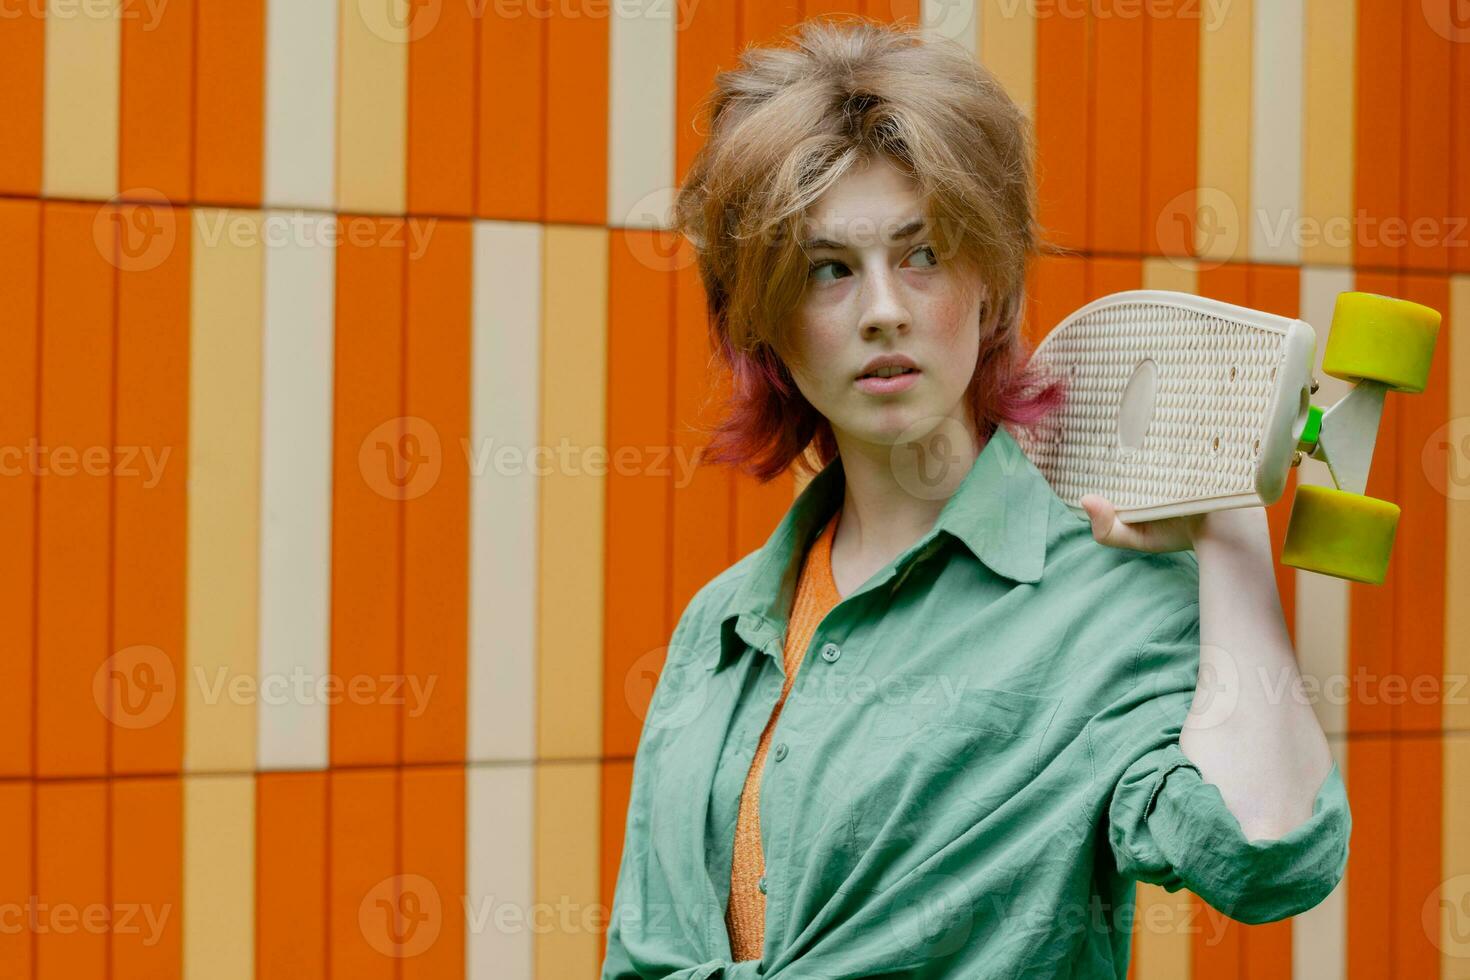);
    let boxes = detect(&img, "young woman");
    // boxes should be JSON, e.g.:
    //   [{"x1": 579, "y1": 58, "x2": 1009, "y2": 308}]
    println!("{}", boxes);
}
[{"x1": 602, "y1": 18, "x2": 1348, "y2": 980}]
